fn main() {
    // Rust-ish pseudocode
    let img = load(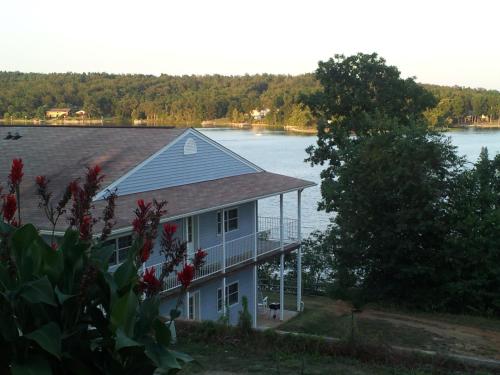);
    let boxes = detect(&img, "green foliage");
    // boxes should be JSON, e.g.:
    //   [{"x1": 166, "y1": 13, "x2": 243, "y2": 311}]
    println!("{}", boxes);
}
[
  {"x1": 237, "y1": 296, "x2": 253, "y2": 334},
  {"x1": 306, "y1": 53, "x2": 467, "y2": 310},
  {"x1": 0, "y1": 72, "x2": 320, "y2": 126},
  {"x1": 0, "y1": 223, "x2": 191, "y2": 373}
]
